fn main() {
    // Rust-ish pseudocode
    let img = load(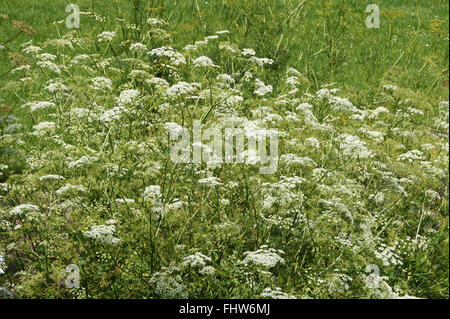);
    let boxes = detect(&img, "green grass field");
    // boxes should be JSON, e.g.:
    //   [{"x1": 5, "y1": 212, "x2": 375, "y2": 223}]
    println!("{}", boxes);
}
[{"x1": 0, "y1": 0, "x2": 448, "y2": 299}]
